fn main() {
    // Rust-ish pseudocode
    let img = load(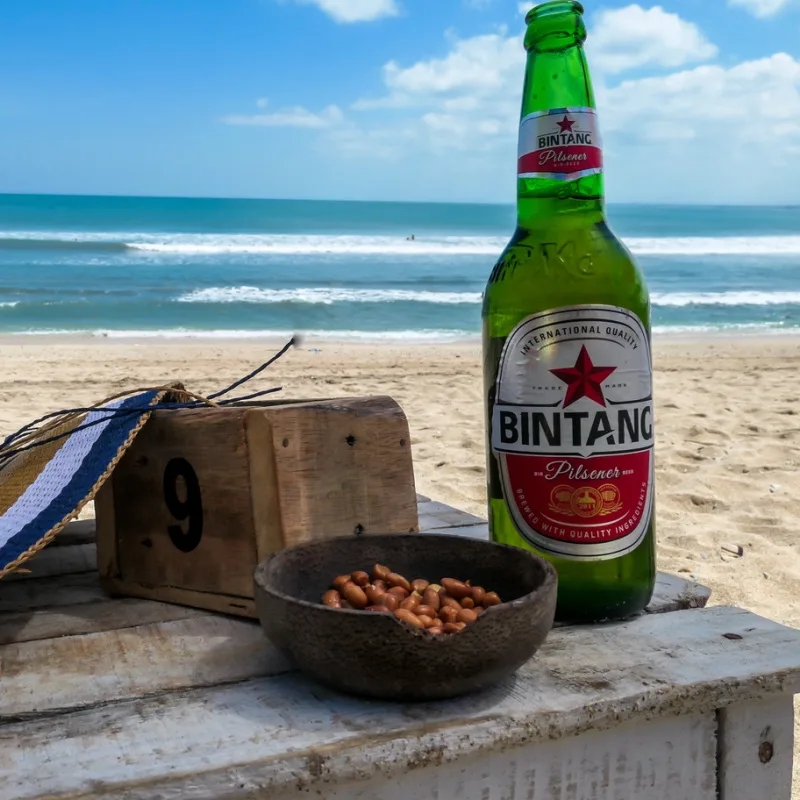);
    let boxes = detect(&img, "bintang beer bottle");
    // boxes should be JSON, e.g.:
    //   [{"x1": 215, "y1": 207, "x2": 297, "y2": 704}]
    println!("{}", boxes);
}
[{"x1": 483, "y1": 0, "x2": 656, "y2": 623}]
